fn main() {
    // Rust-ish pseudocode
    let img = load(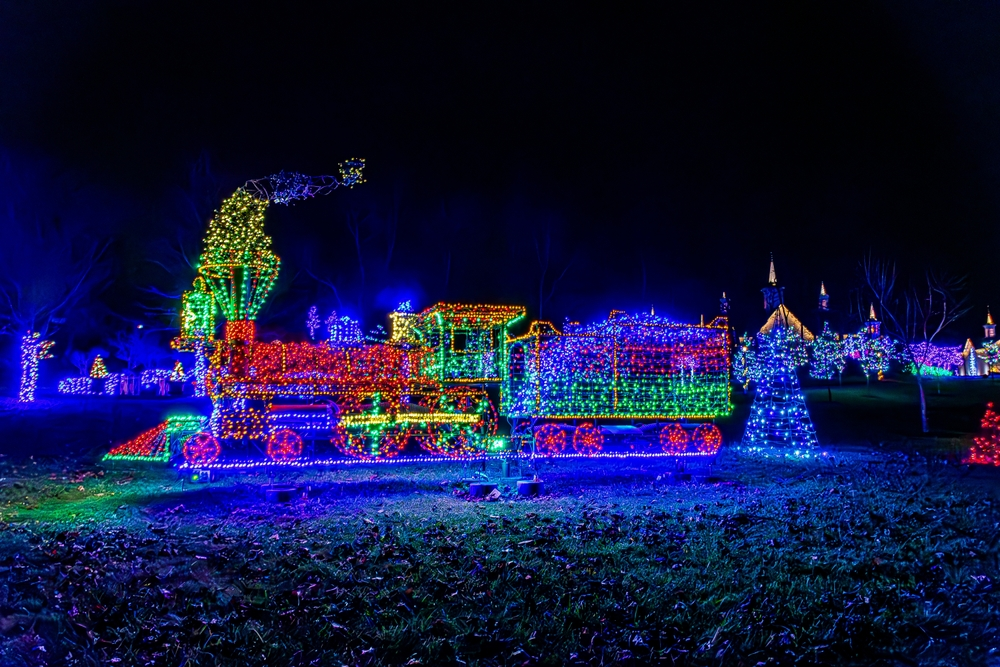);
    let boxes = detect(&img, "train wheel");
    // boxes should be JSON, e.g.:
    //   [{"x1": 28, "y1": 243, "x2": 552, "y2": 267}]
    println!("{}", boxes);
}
[
  {"x1": 378, "y1": 427, "x2": 410, "y2": 458},
  {"x1": 331, "y1": 422, "x2": 373, "y2": 460},
  {"x1": 267, "y1": 428, "x2": 303, "y2": 462},
  {"x1": 534, "y1": 424, "x2": 567, "y2": 454},
  {"x1": 423, "y1": 418, "x2": 485, "y2": 457},
  {"x1": 660, "y1": 424, "x2": 689, "y2": 455},
  {"x1": 183, "y1": 432, "x2": 221, "y2": 466},
  {"x1": 692, "y1": 424, "x2": 723, "y2": 454},
  {"x1": 572, "y1": 422, "x2": 604, "y2": 455}
]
